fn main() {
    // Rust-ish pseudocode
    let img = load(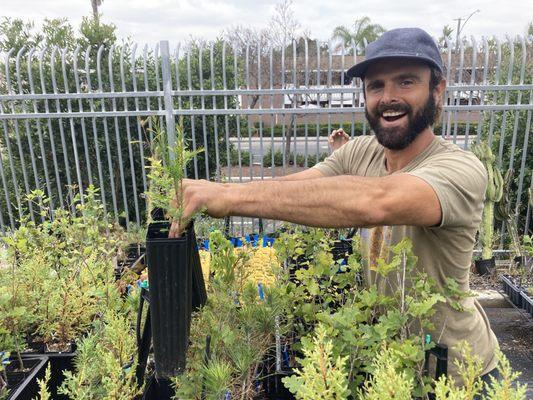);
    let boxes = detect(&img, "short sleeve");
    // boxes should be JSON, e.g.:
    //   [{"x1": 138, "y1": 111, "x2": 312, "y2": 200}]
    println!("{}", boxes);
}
[
  {"x1": 406, "y1": 151, "x2": 487, "y2": 228},
  {"x1": 312, "y1": 136, "x2": 373, "y2": 177}
]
